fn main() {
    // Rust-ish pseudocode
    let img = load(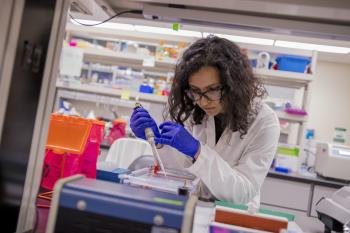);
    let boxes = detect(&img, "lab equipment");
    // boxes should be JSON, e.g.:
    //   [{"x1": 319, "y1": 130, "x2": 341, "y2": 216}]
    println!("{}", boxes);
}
[
  {"x1": 119, "y1": 166, "x2": 200, "y2": 196},
  {"x1": 210, "y1": 222, "x2": 272, "y2": 233},
  {"x1": 132, "y1": 104, "x2": 166, "y2": 176},
  {"x1": 284, "y1": 107, "x2": 307, "y2": 116},
  {"x1": 306, "y1": 129, "x2": 315, "y2": 140},
  {"x1": 314, "y1": 142, "x2": 350, "y2": 181},
  {"x1": 139, "y1": 83, "x2": 154, "y2": 93},
  {"x1": 46, "y1": 175, "x2": 197, "y2": 233},
  {"x1": 96, "y1": 162, "x2": 129, "y2": 183},
  {"x1": 158, "y1": 121, "x2": 200, "y2": 158},
  {"x1": 274, "y1": 166, "x2": 291, "y2": 174},
  {"x1": 145, "y1": 126, "x2": 167, "y2": 176},
  {"x1": 99, "y1": 137, "x2": 152, "y2": 169},
  {"x1": 106, "y1": 118, "x2": 126, "y2": 145},
  {"x1": 274, "y1": 145, "x2": 300, "y2": 173},
  {"x1": 315, "y1": 186, "x2": 350, "y2": 233},
  {"x1": 214, "y1": 203, "x2": 289, "y2": 233},
  {"x1": 41, "y1": 114, "x2": 104, "y2": 190}
]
